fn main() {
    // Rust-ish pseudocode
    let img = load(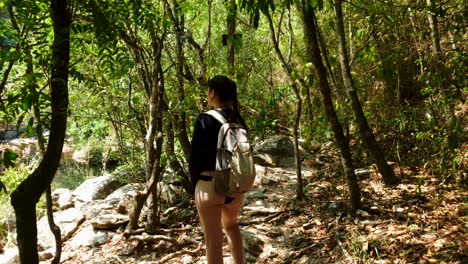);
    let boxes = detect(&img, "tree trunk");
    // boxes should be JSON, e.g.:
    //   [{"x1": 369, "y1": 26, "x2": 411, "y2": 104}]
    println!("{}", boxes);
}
[
  {"x1": 334, "y1": 0, "x2": 399, "y2": 186},
  {"x1": 298, "y1": 3, "x2": 361, "y2": 210},
  {"x1": 165, "y1": 118, "x2": 192, "y2": 194},
  {"x1": 170, "y1": 0, "x2": 191, "y2": 159},
  {"x1": 426, "y1": 0, "x2": 456, "y2": 127},
  {"x1": 127, "y1": 38, "x2": 166, "y2": 231},
  {"x1": 226, "y1": 0, "x2": 237, "y2": 76},
  {"x1": 27, "y1": 46, "x2": 63, "y2": 264},
  {"x1": 10, "y1": 0, "x2": 71, "y2": 262},
  {"x1": 264, "y1": 10, "x2": 304, "y2": 200},
  {"x1": 146, "y1": 87, "x2": 165, "y2": 233},
  {"x1": 46, "y1": 187, "x2": 62, "y2": 264}
]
